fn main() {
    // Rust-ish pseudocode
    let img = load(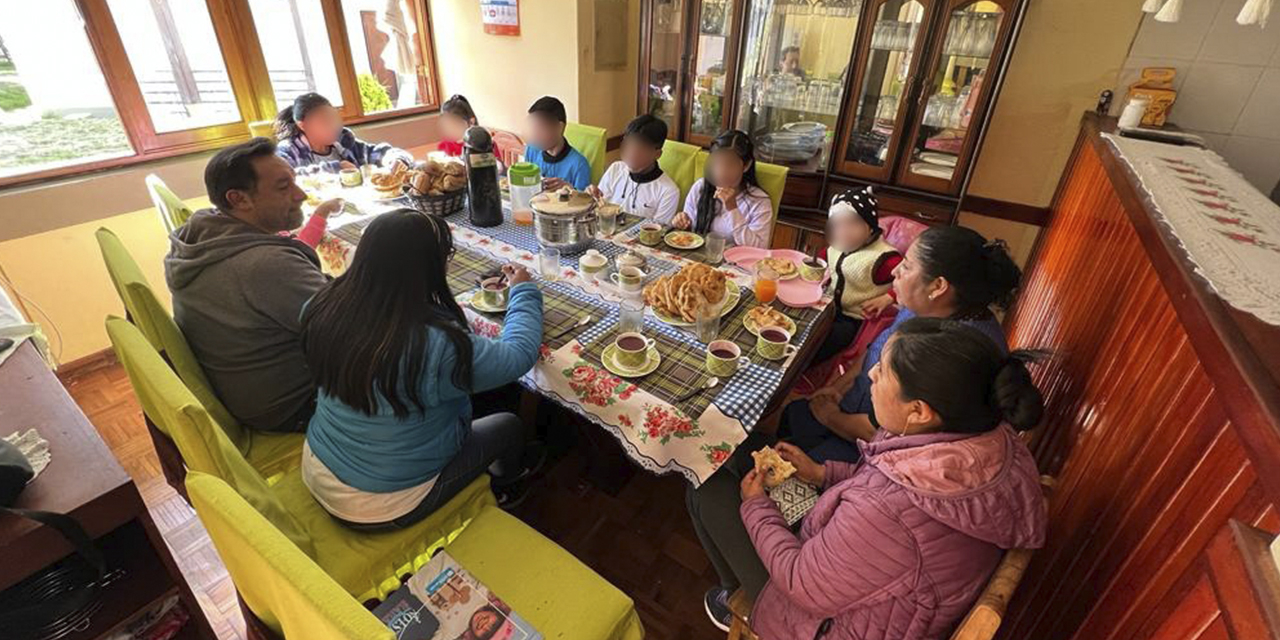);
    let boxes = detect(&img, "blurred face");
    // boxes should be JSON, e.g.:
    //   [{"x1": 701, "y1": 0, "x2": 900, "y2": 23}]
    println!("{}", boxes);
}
[
  {"x1": 226, "y1": 155, "x2": 306, "y2": 233},
  {"x1": 709, "y1": 147, "x2": 749, "y2": 189},
  {"x1": 782, "y1": 50, "x2": 802, "y2": 74},
  {"x1": 621, "y1": 136, "x2": 662, "y2": 173},
  {"x1": 440, "y1": 111, "x2": 473, "y2": 142},
  {"x1": 296, "y1": 104, "x2": 342, "y2": 149},
  {"x1": 826, "y1": 214, "x2": 873, "y2": 252},
  {"x1": 524, "y1": 114, "x2": 563, "y2": 151}
]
